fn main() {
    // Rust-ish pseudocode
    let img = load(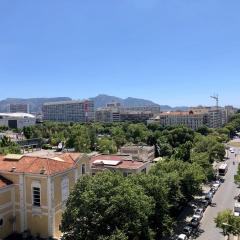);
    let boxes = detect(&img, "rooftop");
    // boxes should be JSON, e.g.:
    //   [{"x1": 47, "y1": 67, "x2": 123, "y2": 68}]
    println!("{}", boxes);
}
[
  {"x1": 91, "y1": 154, "x2": 147, "y2": 170},
  {"x1": 0, "y1": 113, "x2": 35, "y2": 118},
  {"x1": 160, "y1": 111, "x2": 205, "y2": 116},
  {"x1": 0, "y1": 152, "x2": 82, "y2": 176},
  {"x1": 121, "y1": 144, "x2": 154, "y2": 150},
  {"x1": 43, "y1": 99, "x2": 93, "y2": 106}
]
